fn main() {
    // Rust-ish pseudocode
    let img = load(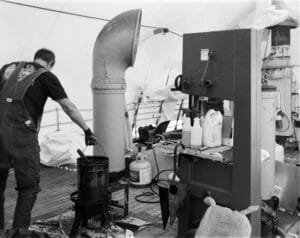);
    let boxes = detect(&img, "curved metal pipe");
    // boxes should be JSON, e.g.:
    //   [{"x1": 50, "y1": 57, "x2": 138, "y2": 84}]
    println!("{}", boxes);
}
[{"x1": 92, "y1": 9, "x2": 142, "y2": 172}]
